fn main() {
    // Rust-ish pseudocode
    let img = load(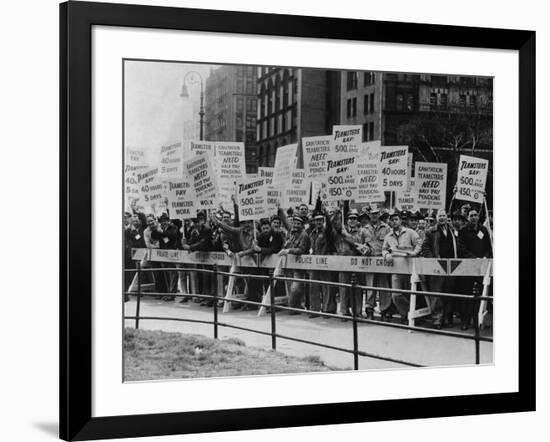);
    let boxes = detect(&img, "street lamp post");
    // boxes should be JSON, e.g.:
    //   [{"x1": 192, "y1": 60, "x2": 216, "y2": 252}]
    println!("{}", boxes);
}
[{"x1": 180, "y1": 71, "x2": 205, "y2": 141}]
